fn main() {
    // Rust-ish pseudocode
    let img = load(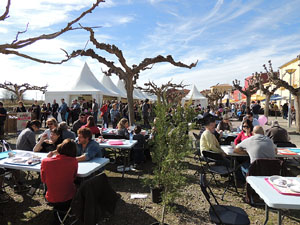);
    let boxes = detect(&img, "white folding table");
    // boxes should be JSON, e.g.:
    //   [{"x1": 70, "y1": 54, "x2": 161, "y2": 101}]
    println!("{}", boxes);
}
[
  {"x1": 0, "y1": 150, "x2": 110, "y2": 178},
  {"x1": 98, "y1": 139, "x2": 137, "y2": 178},
  {"x1": 246, "y1": 176, "x2": 300, "y2": 225},
  {"x1": 221, "y1": 145, "x2": 300, "y2": 187}
]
